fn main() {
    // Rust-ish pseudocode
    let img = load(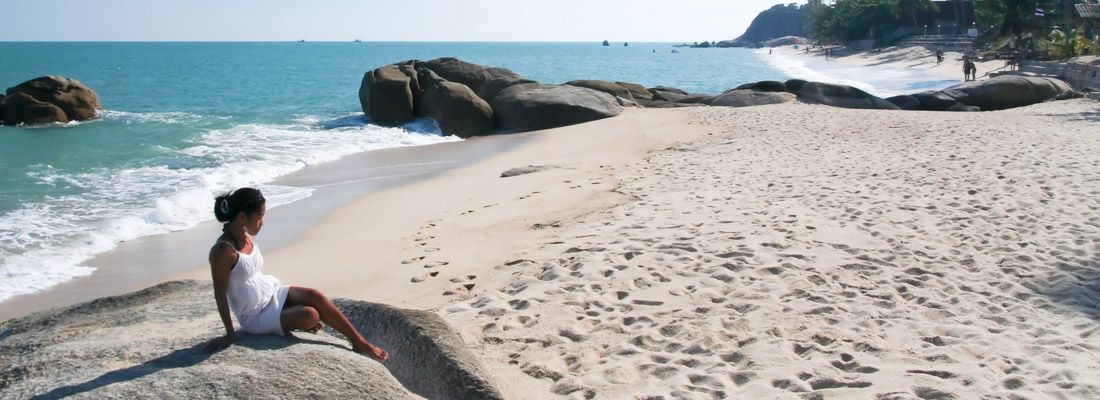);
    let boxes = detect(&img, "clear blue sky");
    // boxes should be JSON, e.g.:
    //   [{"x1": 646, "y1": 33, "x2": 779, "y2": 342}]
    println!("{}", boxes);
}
[{"x1": 0, "y1": 0, "x2": 796, "y2": 42}]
